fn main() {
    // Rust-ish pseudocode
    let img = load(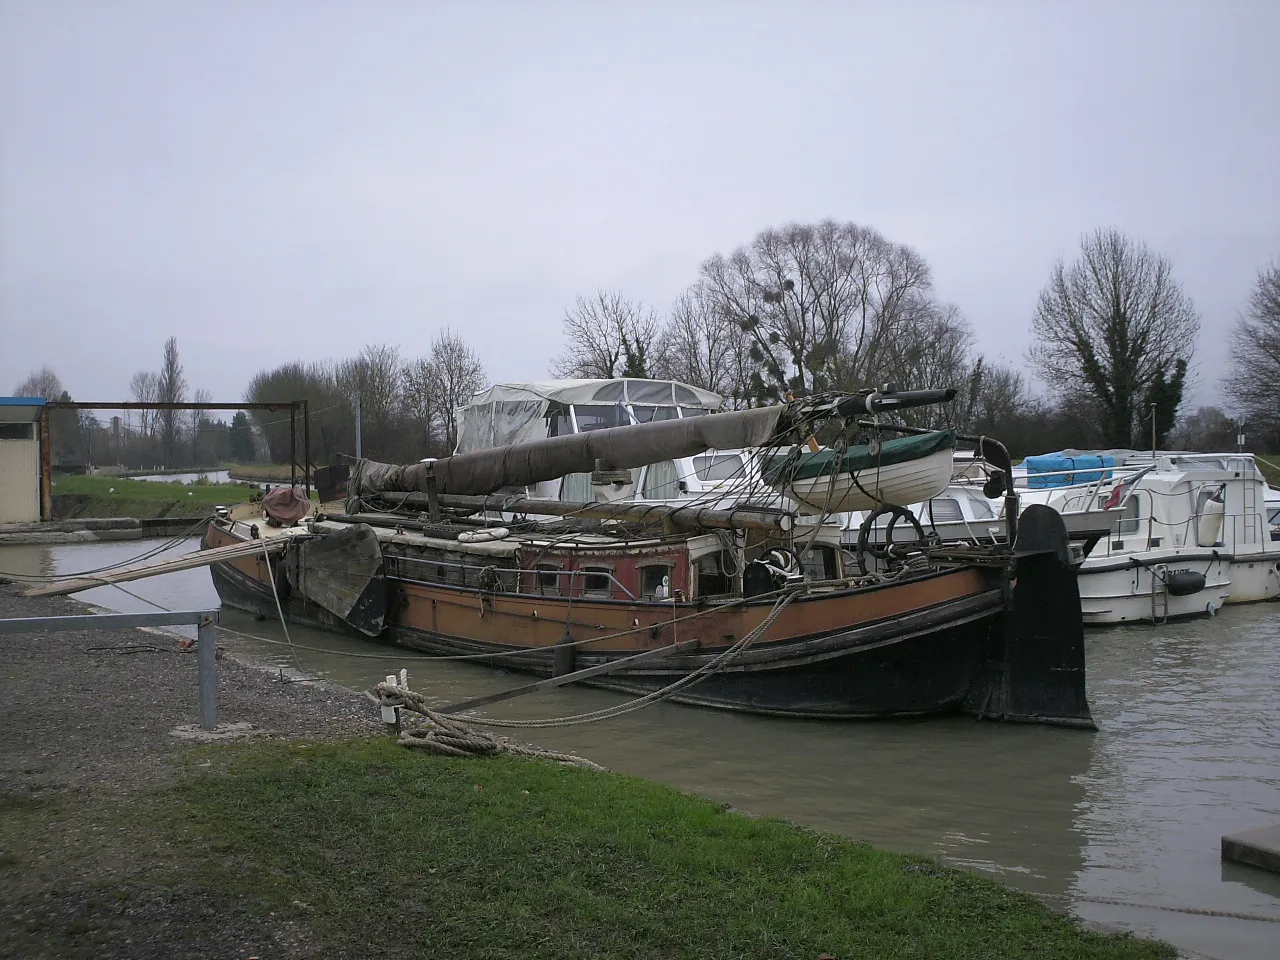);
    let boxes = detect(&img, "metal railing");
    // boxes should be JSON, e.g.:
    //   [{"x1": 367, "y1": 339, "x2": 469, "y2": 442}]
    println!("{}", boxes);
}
[
  {"x1": 0, "y1": 609, "x2": 220, "y2": 730},
  {"x1": 387, "y1": 554, "x2": 640, "y2": 600}
]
